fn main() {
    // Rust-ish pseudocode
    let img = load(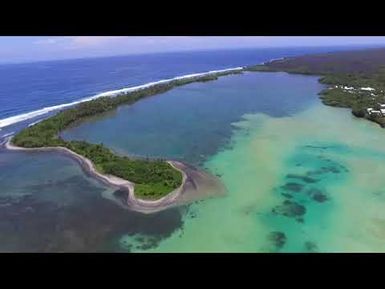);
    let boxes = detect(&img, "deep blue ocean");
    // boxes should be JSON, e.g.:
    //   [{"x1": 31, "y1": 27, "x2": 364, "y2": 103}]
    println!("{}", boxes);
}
[{"x1": 0, "y1": 46, "x2": 368, "y2": 137}]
